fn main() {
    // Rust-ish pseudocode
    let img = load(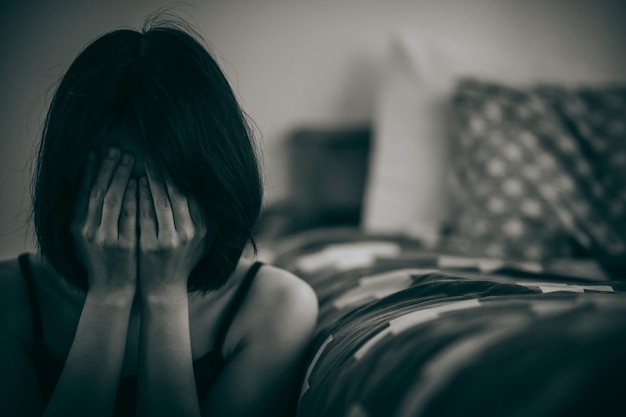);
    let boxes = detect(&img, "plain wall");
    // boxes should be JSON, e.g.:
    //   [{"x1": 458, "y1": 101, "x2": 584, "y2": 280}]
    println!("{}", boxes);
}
[{"x1": 1, "y1": 0, "x2": 626, "y2": 259}]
